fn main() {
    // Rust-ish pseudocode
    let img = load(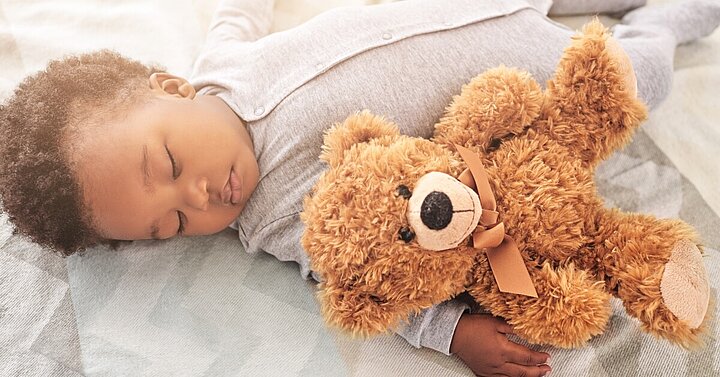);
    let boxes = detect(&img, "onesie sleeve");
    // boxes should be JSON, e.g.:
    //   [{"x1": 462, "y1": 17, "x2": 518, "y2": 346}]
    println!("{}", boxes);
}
[
  {"x1": 203, "y1": 0, "x2": 275, "y2": 48},
  {"x1": 394, "y1": 299, "x2": 469, "y2": 356}
]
